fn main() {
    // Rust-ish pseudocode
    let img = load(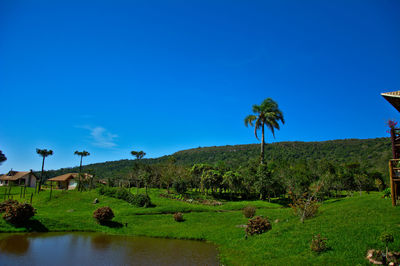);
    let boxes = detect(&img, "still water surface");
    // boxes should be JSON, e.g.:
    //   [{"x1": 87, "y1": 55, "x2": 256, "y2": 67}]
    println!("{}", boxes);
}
[{"x1": 0, "y1": 232, "x2": 218, "y2": 266}]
